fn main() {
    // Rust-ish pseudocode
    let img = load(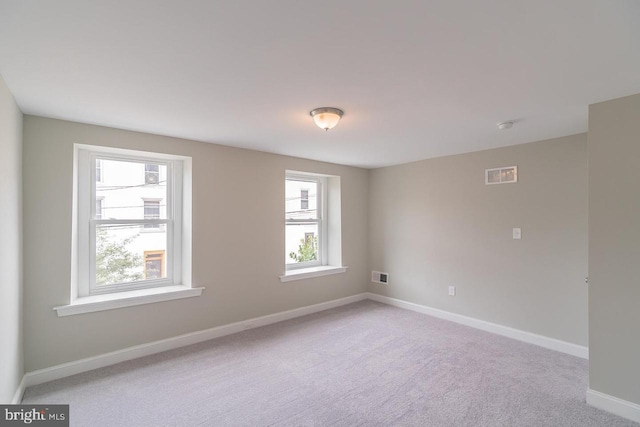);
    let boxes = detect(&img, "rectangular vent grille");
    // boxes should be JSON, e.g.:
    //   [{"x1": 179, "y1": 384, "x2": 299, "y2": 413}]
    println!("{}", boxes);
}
[
  {"x1": 485, "y1": 166, "x2": 517, "y2": 185},
  {"x1": 372, "y1": 271, "x2": 389, "y2": 284}
]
